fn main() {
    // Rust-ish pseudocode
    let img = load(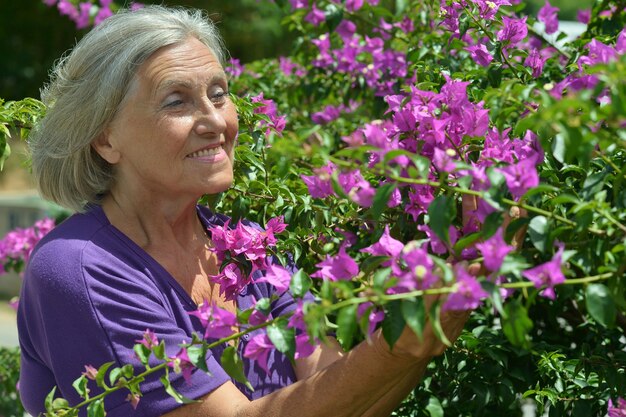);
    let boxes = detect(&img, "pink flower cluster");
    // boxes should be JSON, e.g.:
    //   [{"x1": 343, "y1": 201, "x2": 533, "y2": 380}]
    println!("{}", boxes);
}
[
  {"x1": 42, "y1": 0, "x2": 143, "y2": 29},
  {"x1": 311, "y1": 100, "x2": 359, "y2": 125},
  {"x1": 0, "y1": 217, "x2": 55, "y2": 274},
  {"x1": 250, "y1": 93, "x2": 287, "y2": 137},
  {"x1": 310, "y1": 19, "x2": 408, "y2": 96},
  {"x1": 609, "y1": 398, "x2": 626, "y2": 417},
  {"x1": 208, "y1": 217, "x2": 289, "y2": 301}
]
